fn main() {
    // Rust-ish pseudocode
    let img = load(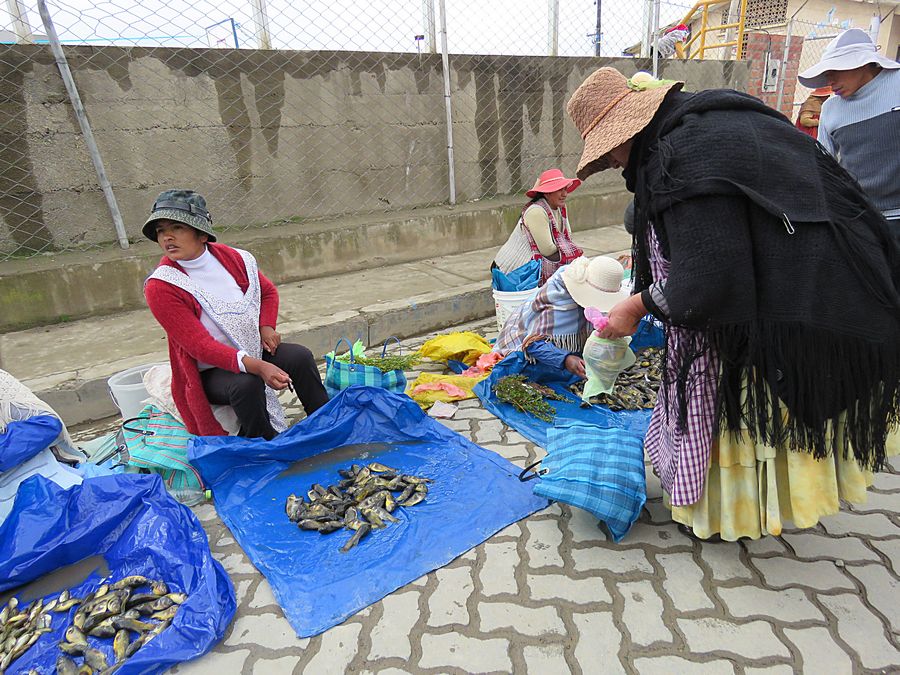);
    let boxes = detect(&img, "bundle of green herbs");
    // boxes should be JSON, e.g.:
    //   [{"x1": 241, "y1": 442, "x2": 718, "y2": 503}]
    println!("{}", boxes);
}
[
  {"x1": 493, "y1": 374, "x2": 568, "y2": 423},
  {"x1": 336, "y1": 350, "x2": 422, "y2": 373}
]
